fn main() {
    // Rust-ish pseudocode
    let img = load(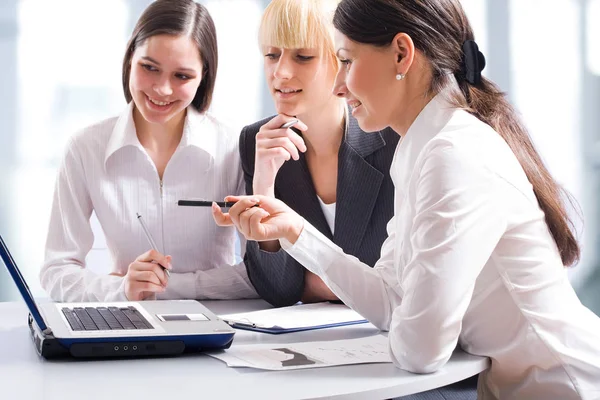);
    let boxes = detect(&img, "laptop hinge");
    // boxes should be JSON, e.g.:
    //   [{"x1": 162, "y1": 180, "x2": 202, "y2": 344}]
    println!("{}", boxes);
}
[{"x1": 42, "y1": 327, "x2": 53, "y2": 336}]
